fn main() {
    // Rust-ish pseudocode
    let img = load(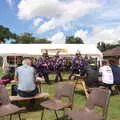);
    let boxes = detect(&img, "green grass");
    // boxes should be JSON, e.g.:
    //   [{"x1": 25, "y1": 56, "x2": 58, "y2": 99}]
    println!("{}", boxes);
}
[
  {"x1": 0, "y1": 68, "x2": 5, "y2": 78},
  {"x1": 0, "y1": 73, "x2": 120, "y2": 120}
]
